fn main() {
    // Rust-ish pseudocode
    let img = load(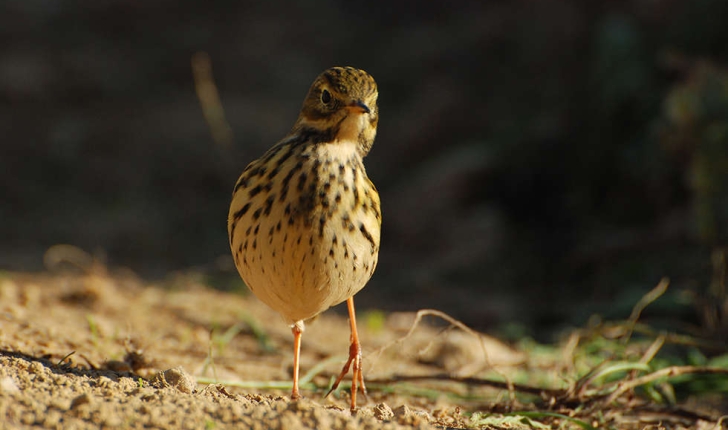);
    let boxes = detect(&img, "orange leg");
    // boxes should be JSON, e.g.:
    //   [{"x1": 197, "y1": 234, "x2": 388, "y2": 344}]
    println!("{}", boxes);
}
[
  {"x1": 325, "y1": 297, "x2": 367, "y2": 410},
  {"x1": 291, "y1": 324, "x2": 303, "y2": 400}
]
